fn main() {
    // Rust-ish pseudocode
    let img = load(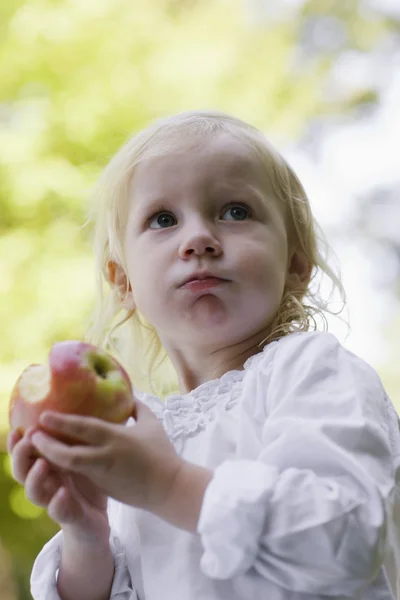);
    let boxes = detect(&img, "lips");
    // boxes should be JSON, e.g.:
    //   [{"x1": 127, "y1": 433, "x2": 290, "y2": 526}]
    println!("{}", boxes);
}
[
  {"x1": 182, "y1": 277, "x2": 227, "y2": 292},
  {"x1": 181, "y1": 273, "x2": 227, "y2": 286},
  {"x1": 186, "y1": 276, "x2": 222, "y2": 283}
]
